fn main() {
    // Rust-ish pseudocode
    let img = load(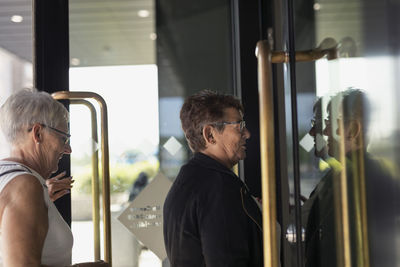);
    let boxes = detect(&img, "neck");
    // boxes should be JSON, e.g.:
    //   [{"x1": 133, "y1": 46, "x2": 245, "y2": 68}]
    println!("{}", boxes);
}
[
  {"x1": 200, "y1": 148, "x2": 233, "y2": 169},
  {"x1": 5, "y1": 146, "x2": 50, "y2": 179}
]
